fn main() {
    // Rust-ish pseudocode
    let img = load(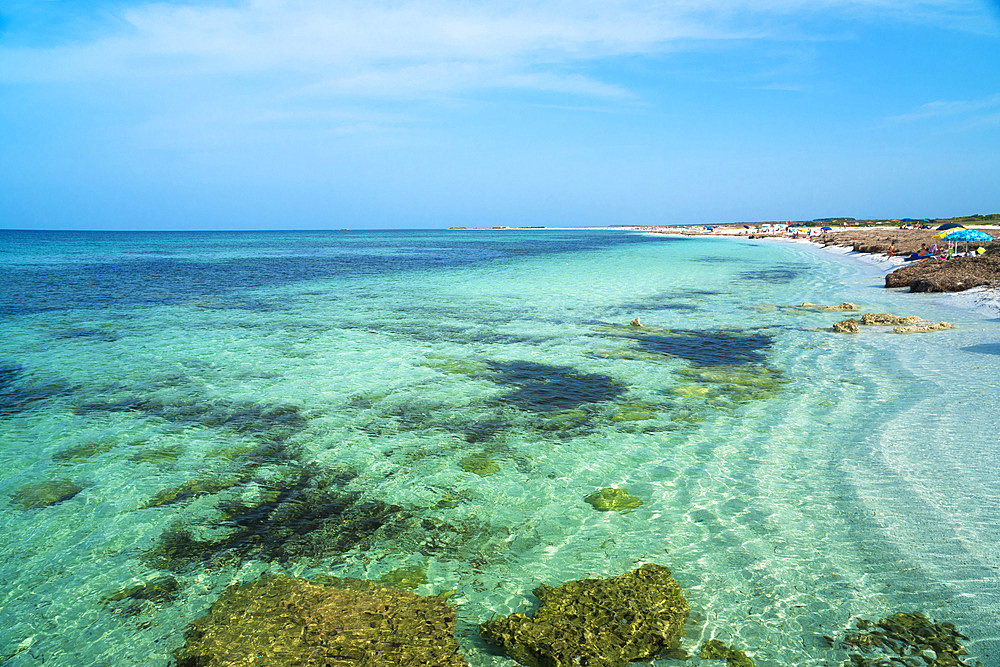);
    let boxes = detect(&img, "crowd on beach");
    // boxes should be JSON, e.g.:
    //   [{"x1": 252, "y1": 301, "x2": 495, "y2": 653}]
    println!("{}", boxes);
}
[{"x1": 651, "y1": 220, "x2": 1000, "y2": 295}]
